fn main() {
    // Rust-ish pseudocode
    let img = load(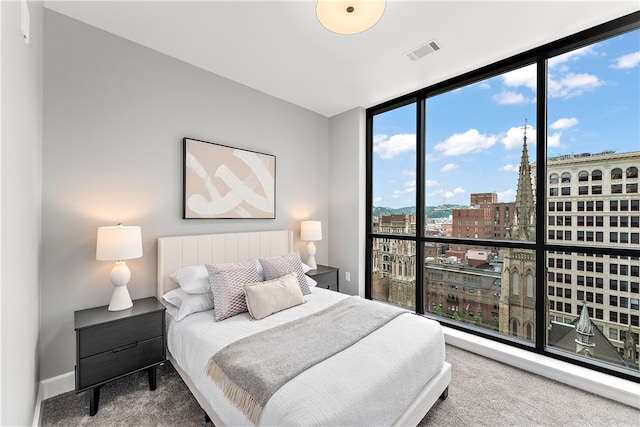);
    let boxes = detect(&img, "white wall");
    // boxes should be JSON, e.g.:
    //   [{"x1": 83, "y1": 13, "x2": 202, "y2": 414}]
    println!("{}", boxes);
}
[
  {"x1": 1, "y1": 0, "x2": 44, "y2": 425},
  {"x1": 41, "y1": 10, "x2": 330, "y2": 380},
  {"x1": 328, "y1": 107, "x2": 366, "y2": 296}
]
